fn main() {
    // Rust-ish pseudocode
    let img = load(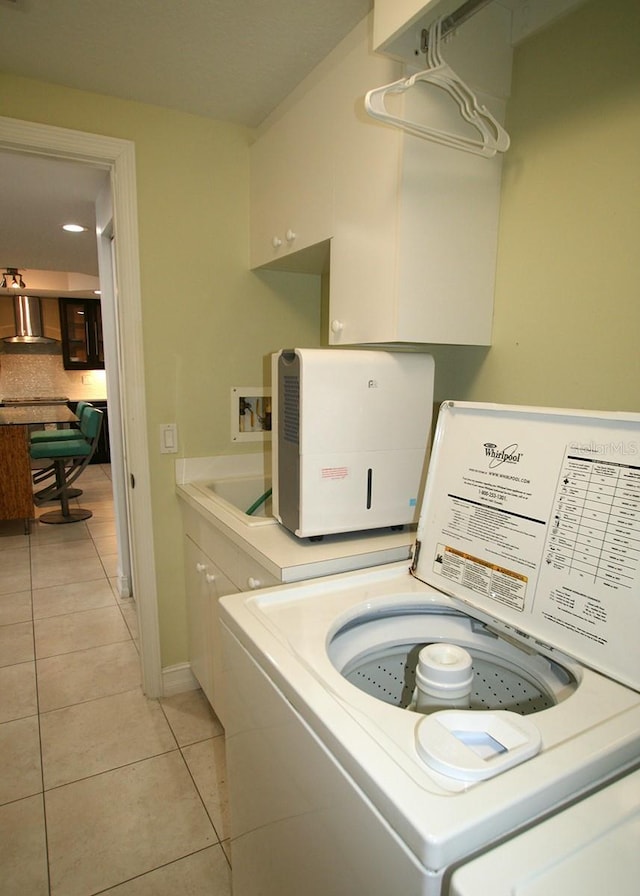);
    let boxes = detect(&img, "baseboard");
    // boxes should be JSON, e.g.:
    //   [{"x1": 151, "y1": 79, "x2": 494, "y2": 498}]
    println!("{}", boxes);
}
[
  {"x1": 115, "y1": 574, "x2": 132, "y2": 598},
  {"x1": 161, "y1": 662, "x2": 199, "y2": 697}
]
